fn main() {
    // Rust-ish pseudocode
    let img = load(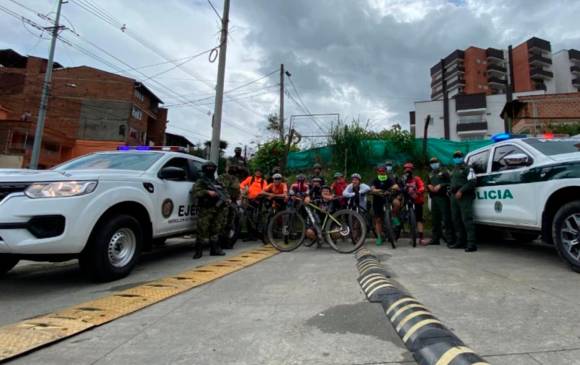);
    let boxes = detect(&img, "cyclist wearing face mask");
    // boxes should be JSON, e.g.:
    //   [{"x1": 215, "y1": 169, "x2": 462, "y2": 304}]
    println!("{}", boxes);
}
[
  {"x1": 371, "y1": 165, "x2": 400, "y2": 246},
  {"x1": 425, "y1": 157, "x2": 454, "y2": 247}
]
